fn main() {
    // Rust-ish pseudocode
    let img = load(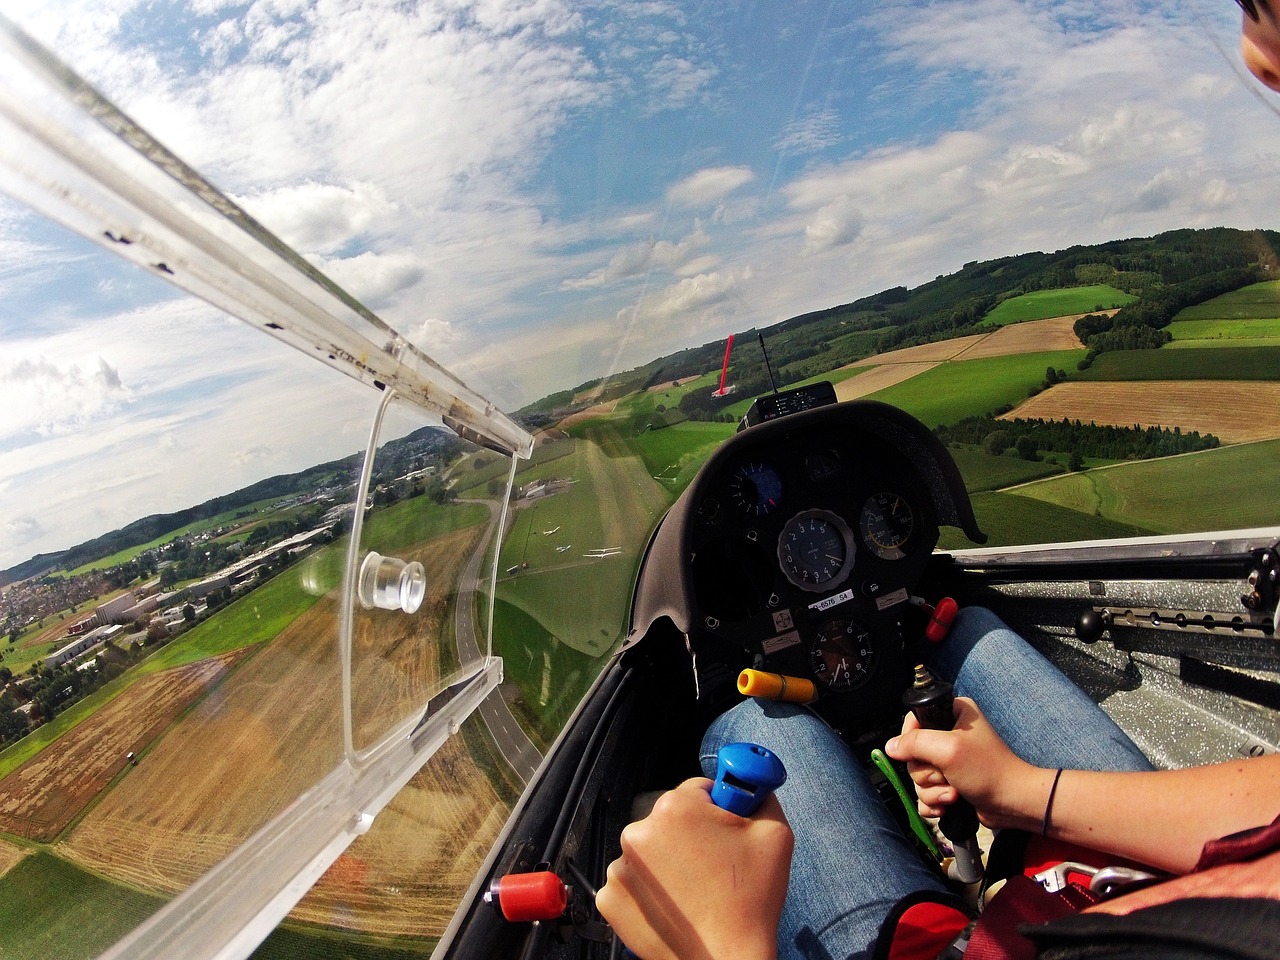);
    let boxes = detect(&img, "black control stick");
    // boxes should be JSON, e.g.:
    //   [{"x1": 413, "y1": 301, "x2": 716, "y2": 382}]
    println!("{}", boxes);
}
[{"x1": 901, "y1": 665, "x2": 984, "y2": 884}]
